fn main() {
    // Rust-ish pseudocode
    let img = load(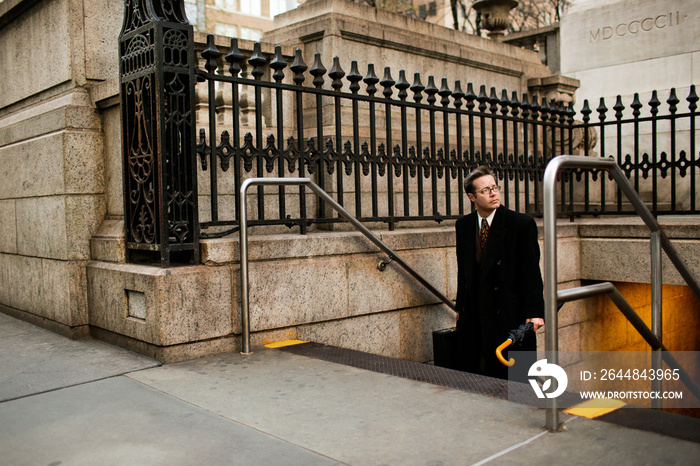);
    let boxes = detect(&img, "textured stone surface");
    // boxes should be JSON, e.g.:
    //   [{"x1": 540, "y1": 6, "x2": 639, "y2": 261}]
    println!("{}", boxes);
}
[
  {"x1": 0, "y1": 88, "x2": 101, "y2": 148},
  {"x1": 379, "y1": 227, "x2": 455, "y2": 251},
  {"x1": 561, "y1": 0, "x2": 698, "y2": 74},
  {"x1": 560, "y1": 0, "x2": 699, "y2": 192},
  {"x1": 580, "y1": 237, "x2": 700, "y2": 286},
  {"x1": 65, "y1": 195, "x2": 106, "y2": 260},
  {"x1": 0, "y1": 130, "x2": 103, "y2": 204},
  {"x1": 202, "y1": 227, "x2": 456, "y2": 265},
  {"x1": 0, "y1": 133, "x2": 65, "y2": 199},
  {"x1": 0, "y1": 200, "x2": 17, "y2": 254},
  {"x1": 64, "y1": 131, "x2": 105, "y2": 194},
  {"x1": 578, "y1": 215, "x2": 700, "y2": 239},
  {"x1": 0, "y1": 254, "x2": 88, "y2": 327},
  {"x1": 16, "y1": 197, "x2": 68, "y2": 259},
  {"x1": 266, "y1": 0, "x2": 549, "y2": 99},
  {"x1": 0, "y1": 254, "x2": 43, "y2": 317},
  {"x1": 83, "y1": 0, "x2": 122, "y2": 81},
  {"x1": 297, "y1": 312, "x2": 402, "y2": 358},
  {"x1": 348, "y1": 248, "x2": 448, "y2": 314},
  {"x1": 42, "y1": 259, "x2": 89, "y2": 327},
  {"x1": 14, "y1": 195, "x2": 104, "y2": 261},
  {"x1": 0, "y1": 0, "x2": 71, "y2": 109},
  {"x1": 200, "y1": 237, "x2": 240, "y2": 265},
  {"x1": 98, "y1": 104, "x2": 123, "y2": 217},
  {"x1": 553, "y1": 236, "x2": 581, "y2": 283},
  {"x1": 90, "y1": 218, "x2": 126, "y2": 263},
  {"x1": 249, "y1": 255, "x2": 349, "y2": 330},
  {"x1": 88, "y1": 263, "x2": 234, "y2": 346}
]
